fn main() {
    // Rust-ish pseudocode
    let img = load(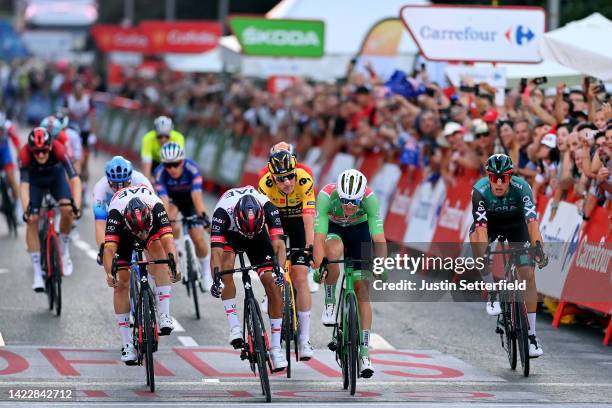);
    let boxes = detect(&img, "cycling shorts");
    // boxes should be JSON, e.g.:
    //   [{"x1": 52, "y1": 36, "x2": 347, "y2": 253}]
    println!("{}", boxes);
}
[
  {"x1": 327, "y1": 221, "x2": 373, "y2": 275},
  {"x1": 222, "y1": 229, "x2": 275, "y2": 277},
  {"x1": 470, "y1": 220, "x2": 533, "y2": 267},
  {"x1": 169, "y1": 196, "x2": 202, "y2": 229},
  {"x1": 29, "y1": 166, "x2": 72, "y2": 214},
  {"x1": 282, "y1": 217, "x2": 309, "y2": 267}
]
